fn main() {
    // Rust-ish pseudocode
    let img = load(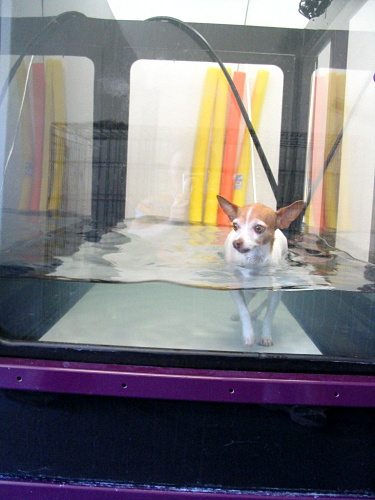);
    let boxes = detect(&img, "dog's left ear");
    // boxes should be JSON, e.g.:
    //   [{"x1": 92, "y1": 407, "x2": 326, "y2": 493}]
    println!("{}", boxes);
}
[
  {"x1": 217, "y1": 195, "x2": 239, "y2": 222},
  {"x1": 276, "y1": 200, "x2": 305, "y2": 229}
]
